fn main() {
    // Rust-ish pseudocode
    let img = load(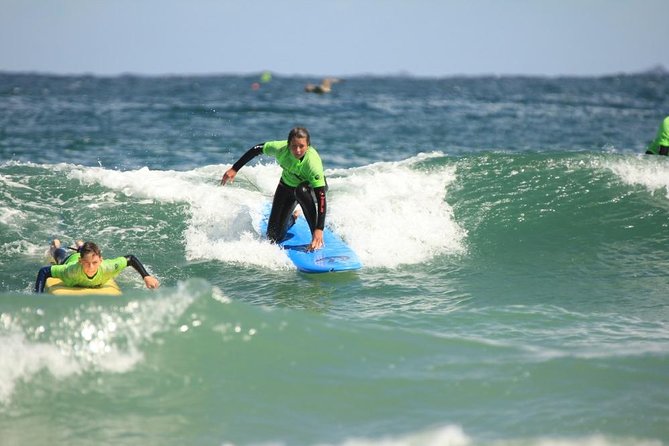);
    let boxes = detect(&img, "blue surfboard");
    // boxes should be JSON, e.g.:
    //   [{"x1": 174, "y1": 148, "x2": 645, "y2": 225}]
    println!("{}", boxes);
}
[{"x1": 259, "y1": 206, "x2": 362, "y2": 273}]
